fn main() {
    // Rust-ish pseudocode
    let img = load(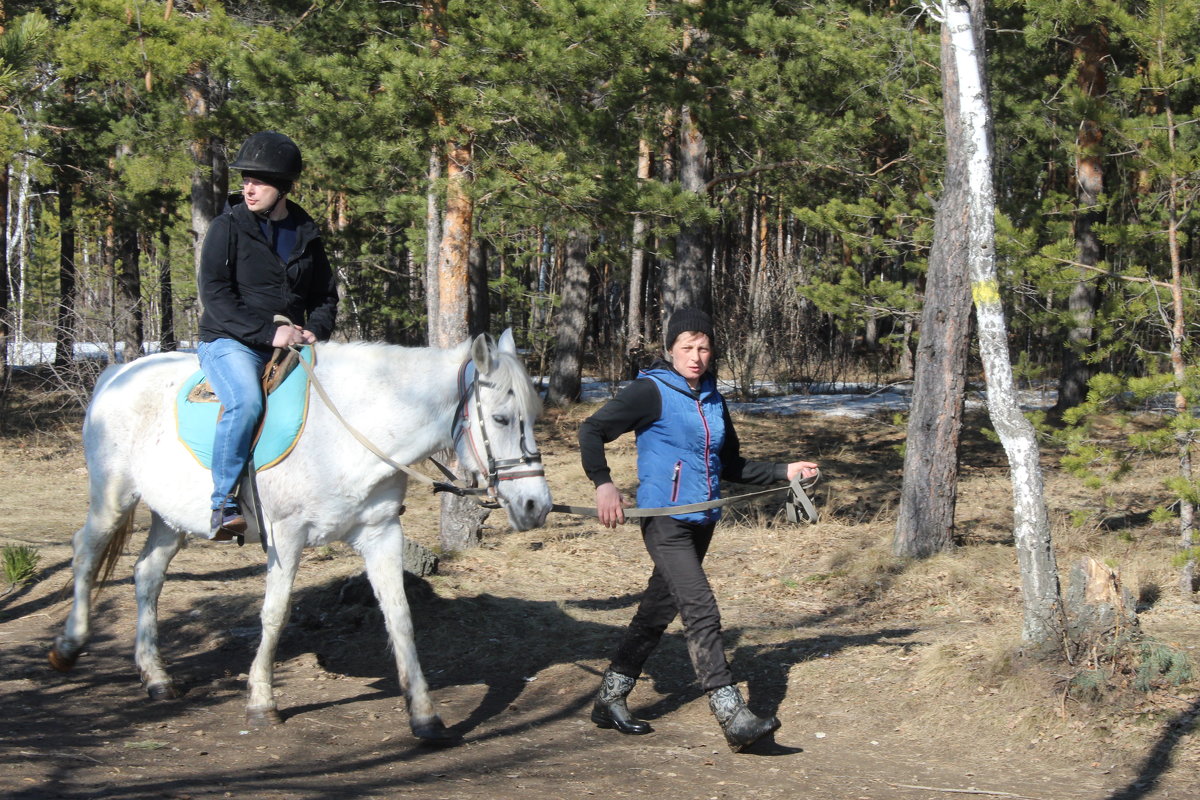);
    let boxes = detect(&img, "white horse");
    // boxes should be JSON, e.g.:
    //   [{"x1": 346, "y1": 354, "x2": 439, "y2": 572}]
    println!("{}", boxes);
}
[{"x1": 49, "y1": 330, "x2": 552, "y2": 742}]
